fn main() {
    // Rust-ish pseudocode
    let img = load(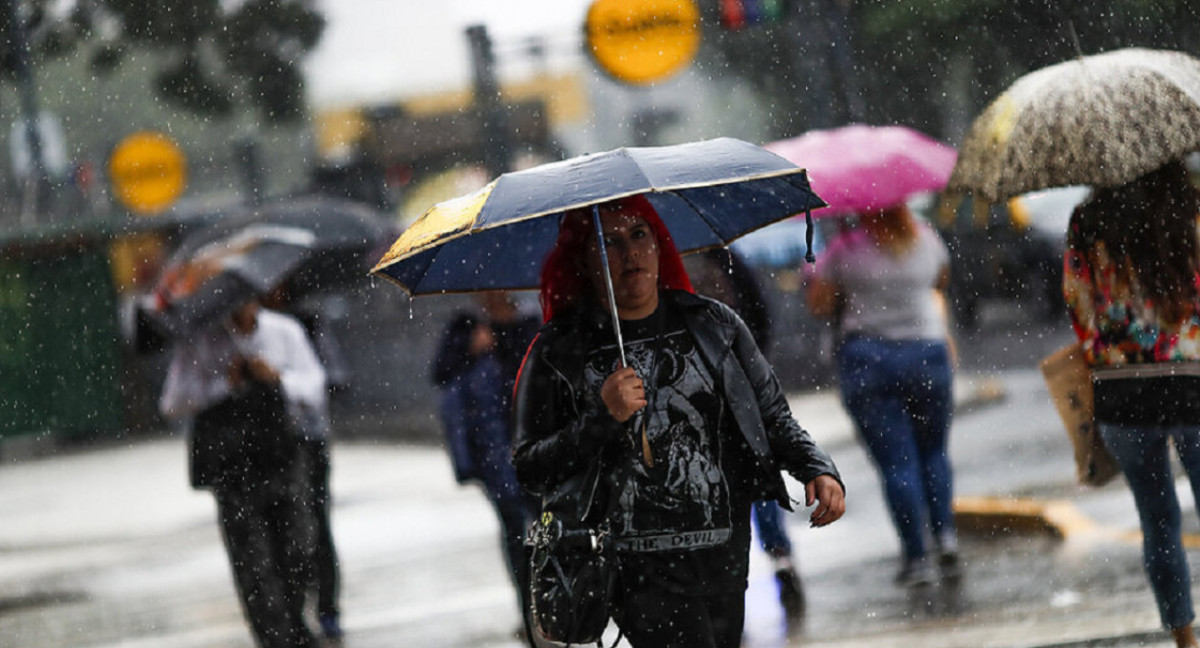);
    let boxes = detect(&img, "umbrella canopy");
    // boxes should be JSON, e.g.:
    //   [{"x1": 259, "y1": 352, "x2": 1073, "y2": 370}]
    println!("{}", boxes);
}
[
  {"x1": 191, "y1": 196, "x2": 395, "y2": 296},
  {"x1": 948, "y1": 47, "x2": 1200, "y2": 202},
  {"x1": 371, "y1": 138, "x2": 826, "y2": 295},
  {"x1": 144, "y1": 224, "x2": 316, "y2": 340},
  {"x1": 764, "y1": 124, "x2": 958, "y2": 216}
]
